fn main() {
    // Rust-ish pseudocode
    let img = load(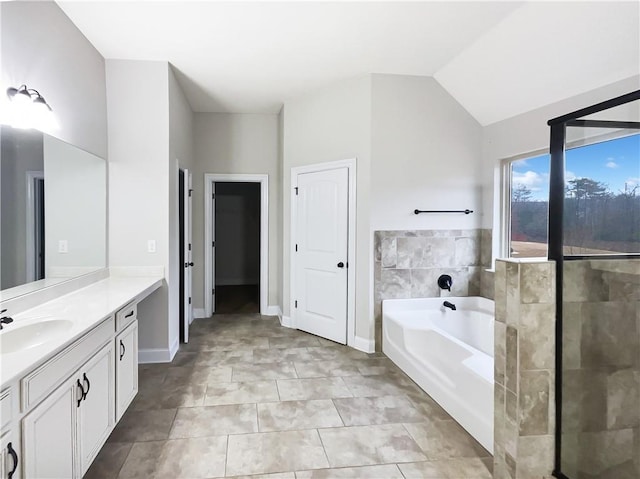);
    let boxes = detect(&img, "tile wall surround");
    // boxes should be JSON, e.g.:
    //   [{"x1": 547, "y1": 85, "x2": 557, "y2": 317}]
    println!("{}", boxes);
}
[
  {"x1": 493, "y1": 259, "x2": 556, "y2": 479},
  {"x1": 561, "y1": 259, "x2": 640, "y2": 479},
  {"x1": 374, "y1": 228, "x2": 492, "y2": 350}
]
